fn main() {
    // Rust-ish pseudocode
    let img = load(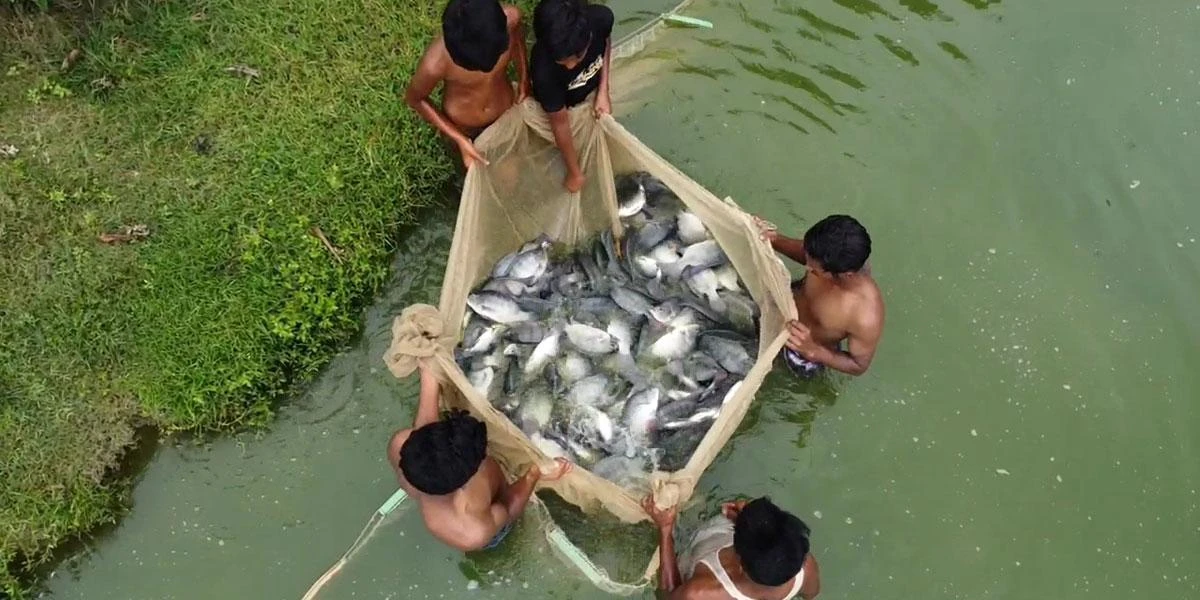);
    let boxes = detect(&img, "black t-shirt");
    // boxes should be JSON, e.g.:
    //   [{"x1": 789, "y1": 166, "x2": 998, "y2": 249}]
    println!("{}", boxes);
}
[{"x1": 530, "y1": 4, "x2": 614, "y2": 113}]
